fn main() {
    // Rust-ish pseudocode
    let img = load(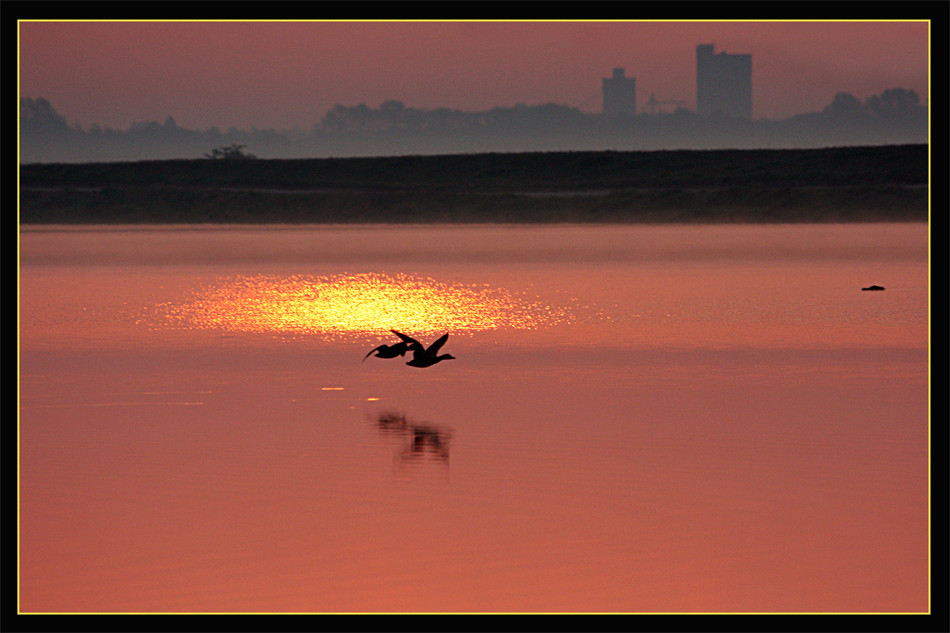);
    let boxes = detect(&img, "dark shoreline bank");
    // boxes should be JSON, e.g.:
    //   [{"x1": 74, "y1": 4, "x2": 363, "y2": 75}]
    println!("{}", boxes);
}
[{"x1": 19, "y1": 145, "x2": 928, "y2": 224}]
